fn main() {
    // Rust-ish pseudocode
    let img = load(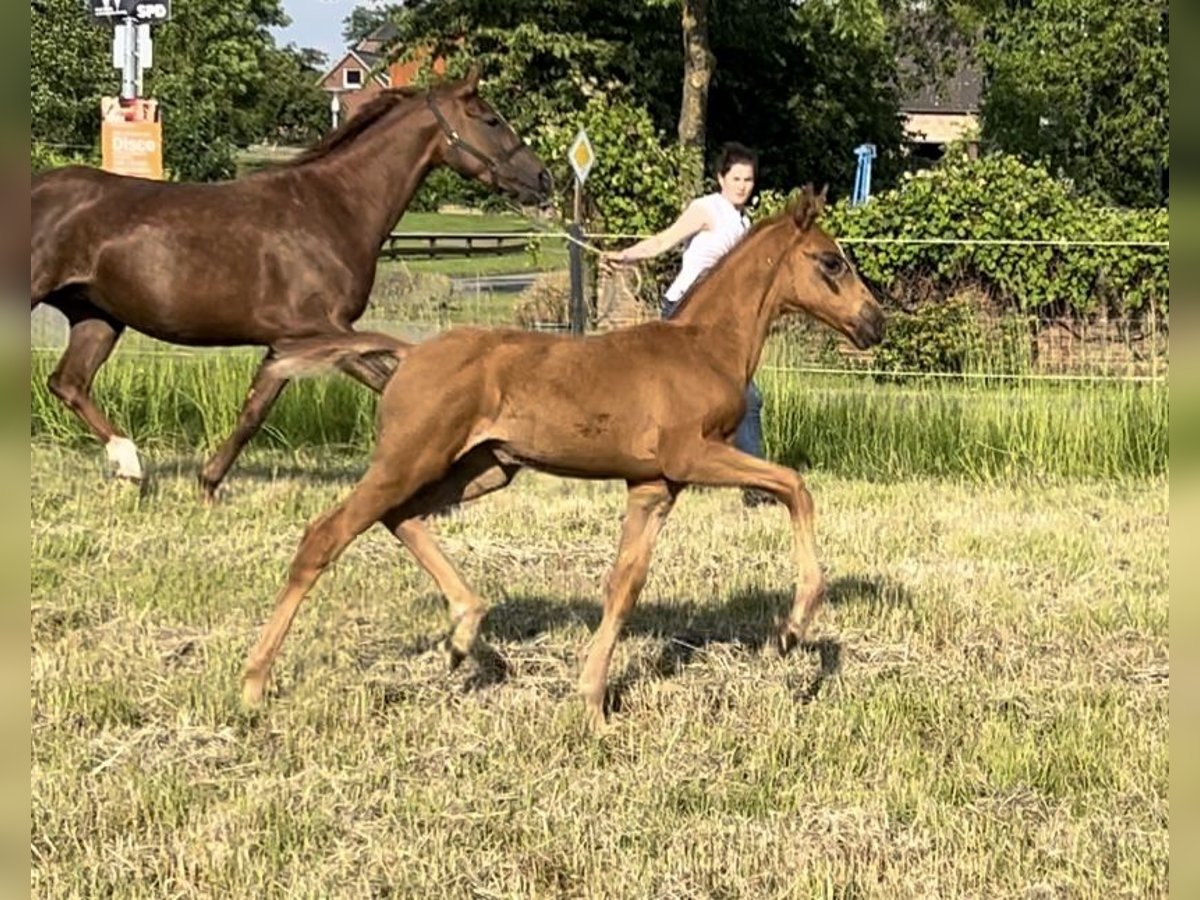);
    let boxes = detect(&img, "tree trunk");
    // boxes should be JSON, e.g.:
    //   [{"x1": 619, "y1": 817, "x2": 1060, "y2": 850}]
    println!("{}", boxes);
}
[{"x1": 678, "y1": 0, "x2": 714, "y2": 203}]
